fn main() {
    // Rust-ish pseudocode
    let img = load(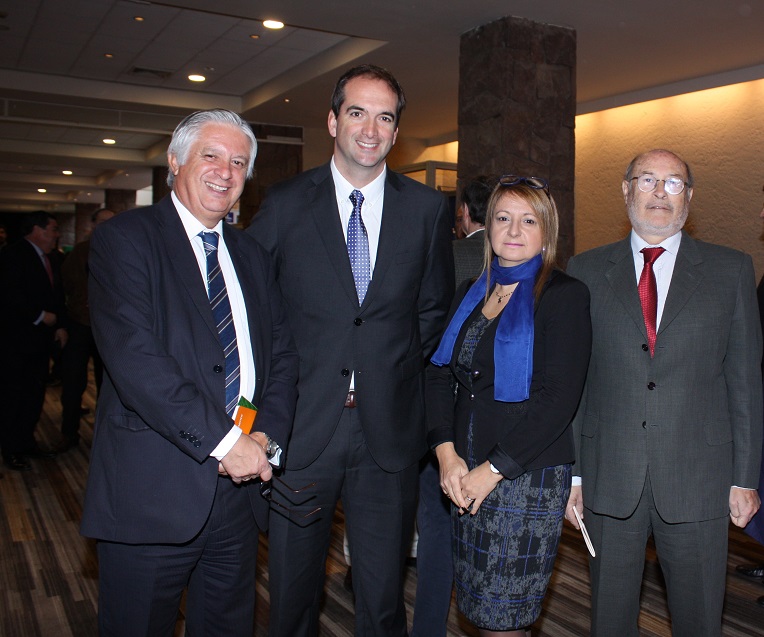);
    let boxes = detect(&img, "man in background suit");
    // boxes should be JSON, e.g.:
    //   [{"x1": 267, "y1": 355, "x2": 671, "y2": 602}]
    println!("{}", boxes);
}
[
  {"x1": 0, "y1": 211, "x2": 66, "y2": 470},
  {"x1": 58, "y1": 207, "x2": 115, "y2": 451},
  {"x1": 411, "y1": 173, "x2": 493, "y2": 637},
  {"x1": 565, "y1": 149, "x2": 762, "y2": 636},
  {"x1": 80, "y1": 109, "x2": 298, "y2": 637},
  {"x1": 452, "y1": 175, "x2": 493, "y2": 289},
  {"x1": 248, "y1": 64, "x2": 454, "y2": 637}
]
